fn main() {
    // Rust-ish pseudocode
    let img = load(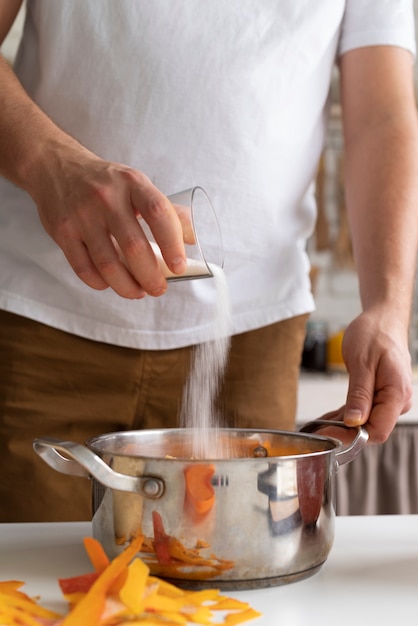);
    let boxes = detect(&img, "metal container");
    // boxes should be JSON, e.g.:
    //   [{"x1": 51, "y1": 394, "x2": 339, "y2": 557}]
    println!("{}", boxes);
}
[{"x1": 33, "y1": 421, "x2": 367, "y2": 590}]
